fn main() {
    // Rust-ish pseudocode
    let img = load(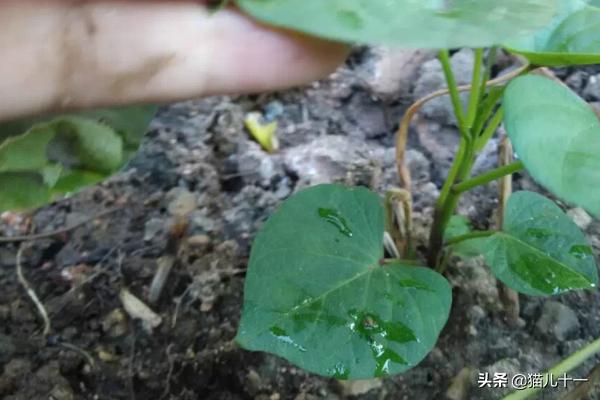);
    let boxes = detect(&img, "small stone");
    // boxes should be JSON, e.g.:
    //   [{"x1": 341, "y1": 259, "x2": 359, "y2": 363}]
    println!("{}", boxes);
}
[
  {"x1": 567, "y1": 208, "x2": 593, "y2": 230},
  {"x1": 187, "y1": 235, "x2": 211, "y2": 247},
  {"x1": 337, "y1": 378, "x2": 383, "y2": 396},
  {"x1": 283, "y1": 136, "x2": 382, "y2": 187},
  {"x1": 565, "y1": 71, "x2": 586, "y2": 92},
  {"x1": 416, "y1": 122, "x2": 460, "y2": 177},
  {"x1": 405, "y1": 149, "x2": 431, "y2": 183},
  {"x1": 236, "y1": 141, "x2": 284, "y2": 187},
  {"x1": 449, "y1": 257, "x2": 501, "y2": 313},
  {"x1": 102, "y1": 309, "x2": 128, "y2": 337},
  {"x1": 246, "y1": 369, "x2": 263, "y2": 396},
  {"x1": 428, "y1": 347, "x2": 445, "y2": 364},
  {"x1": 143, "y1": 217, "x2": 164, "y2": 241},
  {"x1": 263, "y1": 101, "x2": 285, "y2": 122},
  {"x1": 166, "y1": 188, "x2": 197, "y2": 217},
  {"x1": 583, "y1": 74, "x2": 600, "y2": 101},
  {"x1": 446, "y1": 367, "x2": 474, "y2": 400},
  {"x1": 468, "y1": 305, "x2": 486, "y2": 324},
  {"x1": 536, "y1": 301, "x2": 580, "y2": 341},
  {"x1": 359, "y1": 47, "x2": 434, "y2": 100},
  {"x1": 119, "y1": 288, "x2": 162, "y2": 330}
]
